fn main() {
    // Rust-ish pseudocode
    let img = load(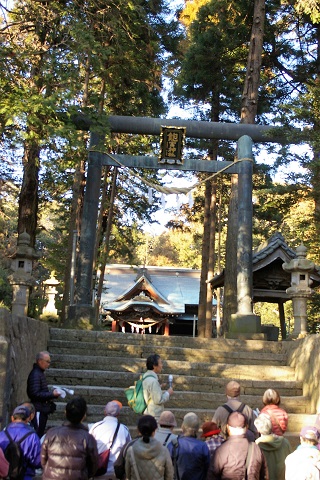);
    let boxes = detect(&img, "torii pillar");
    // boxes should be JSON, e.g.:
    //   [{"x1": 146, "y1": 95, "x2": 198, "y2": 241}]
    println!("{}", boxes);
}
[{"x1": 228, "y1": 135, "x2": 261, "y2": 337}]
